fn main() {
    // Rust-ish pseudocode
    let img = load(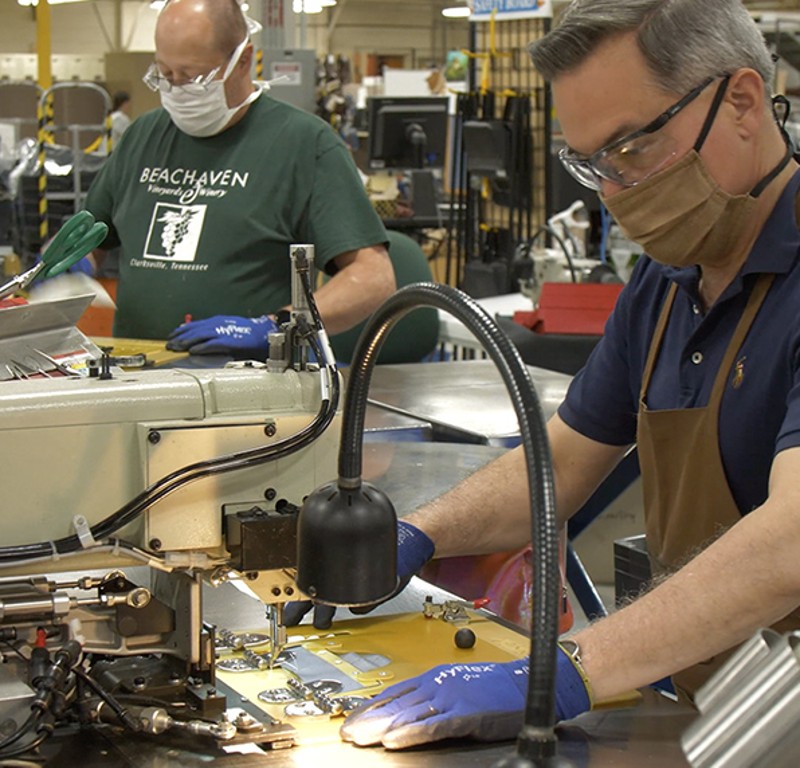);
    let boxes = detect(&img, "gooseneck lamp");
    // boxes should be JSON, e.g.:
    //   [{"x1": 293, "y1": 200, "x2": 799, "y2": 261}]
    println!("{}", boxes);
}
[{"x1": 296, "y1": 283, "x2": 564, "y2": 765}]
